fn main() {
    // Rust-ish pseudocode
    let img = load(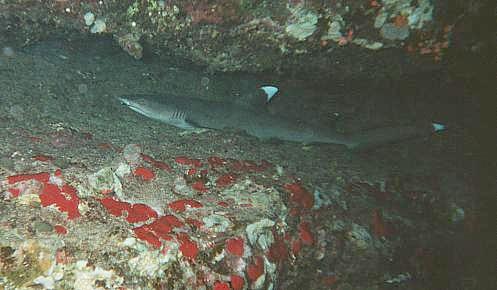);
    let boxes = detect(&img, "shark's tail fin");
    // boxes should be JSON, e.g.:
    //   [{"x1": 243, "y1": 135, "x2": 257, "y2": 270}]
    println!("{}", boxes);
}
[{"x1": 346, "y1": 122, "x2": 446, "y2": 150}]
